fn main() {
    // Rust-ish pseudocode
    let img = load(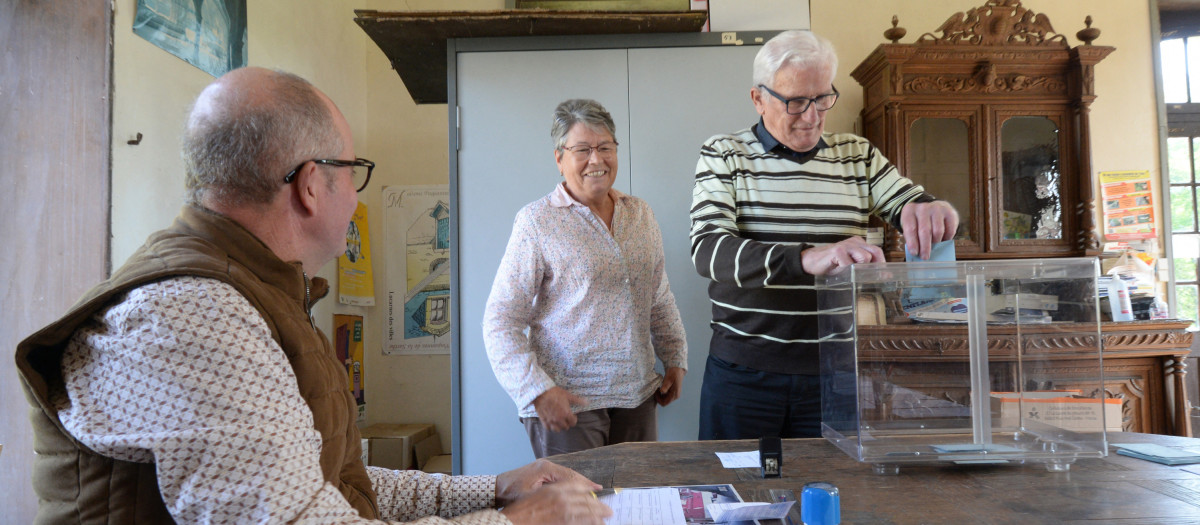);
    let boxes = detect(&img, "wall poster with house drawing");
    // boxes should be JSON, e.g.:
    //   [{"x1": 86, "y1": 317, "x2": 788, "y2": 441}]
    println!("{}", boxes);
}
[{"x1": 383, "y1": 185, "x2": 450, "y2": 355}]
